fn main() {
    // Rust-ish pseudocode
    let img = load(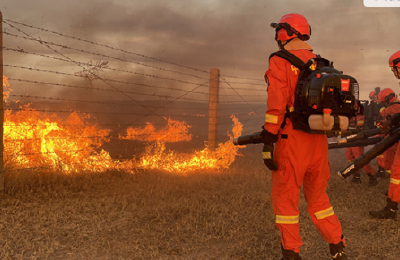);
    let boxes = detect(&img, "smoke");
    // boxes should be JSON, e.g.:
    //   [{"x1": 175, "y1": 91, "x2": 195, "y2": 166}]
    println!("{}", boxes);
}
[{"x1": 1, "y1": 0, "x2": 400, "y2": 101}]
